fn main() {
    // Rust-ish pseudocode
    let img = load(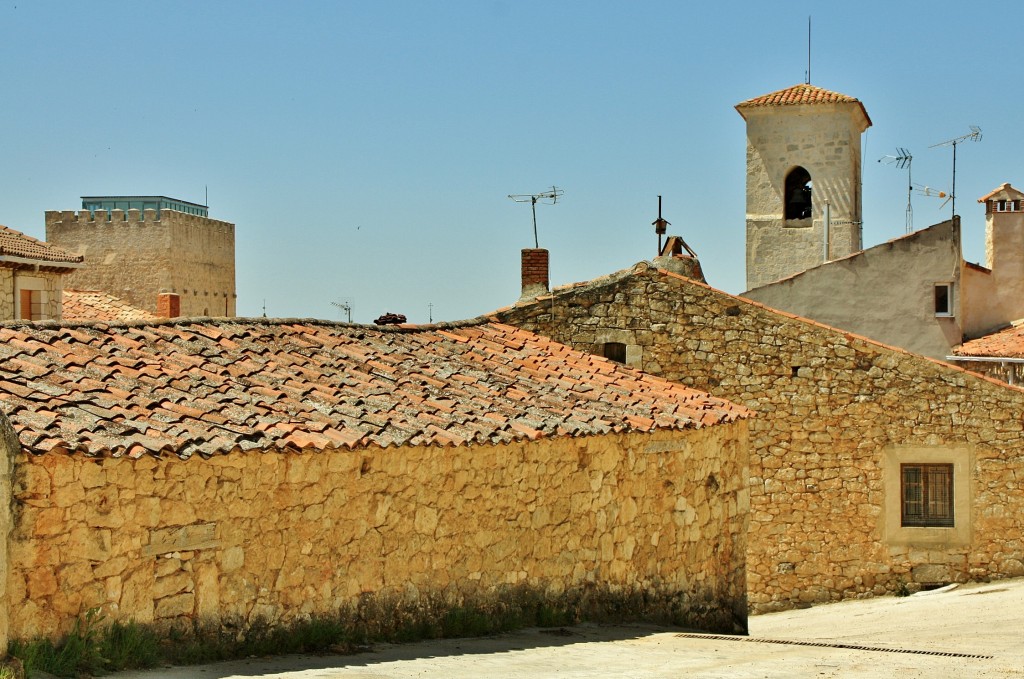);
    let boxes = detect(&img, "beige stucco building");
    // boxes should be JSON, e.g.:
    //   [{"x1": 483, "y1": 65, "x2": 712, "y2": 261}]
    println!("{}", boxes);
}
[
  {"x1": 744, "y1": 186, "x2": 1024, "y2": 360},
  {"x1": 737, "y1": 81, "x2": 1024, "y2": 360}
]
